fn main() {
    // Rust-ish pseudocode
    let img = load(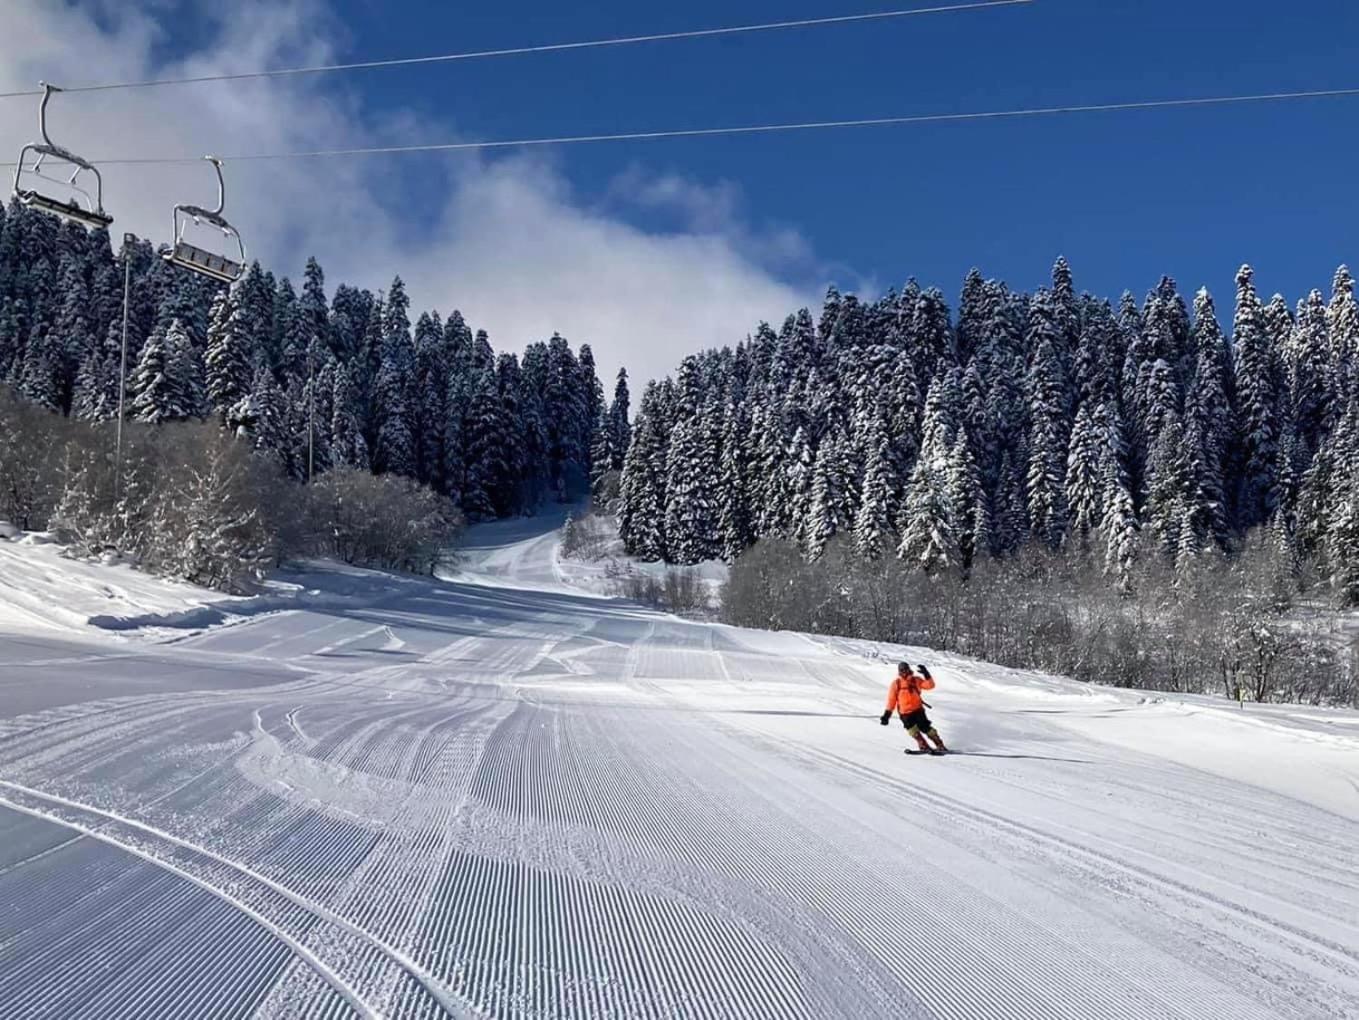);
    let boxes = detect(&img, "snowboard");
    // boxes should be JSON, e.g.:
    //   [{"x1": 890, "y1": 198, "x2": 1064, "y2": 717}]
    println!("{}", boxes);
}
[{"x1": 905, "y1": 748, "x2": 949, "y2": 756}]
